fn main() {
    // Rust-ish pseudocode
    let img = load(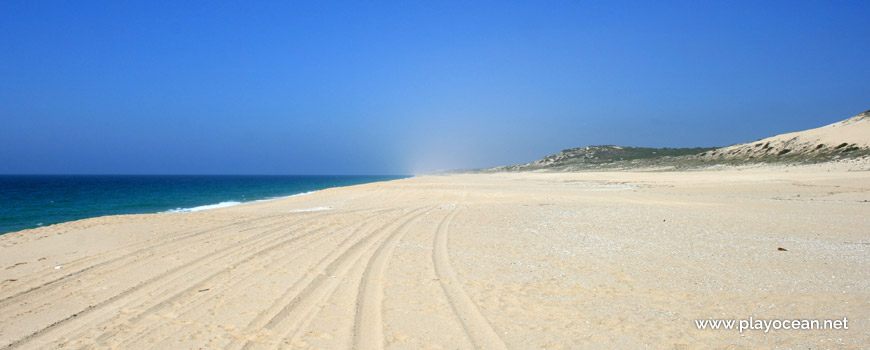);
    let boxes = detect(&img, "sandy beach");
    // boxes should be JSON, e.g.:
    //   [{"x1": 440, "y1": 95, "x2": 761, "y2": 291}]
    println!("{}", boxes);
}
[{"x1": 1, "y1": 166, "x2": 868, "y2": 349}]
